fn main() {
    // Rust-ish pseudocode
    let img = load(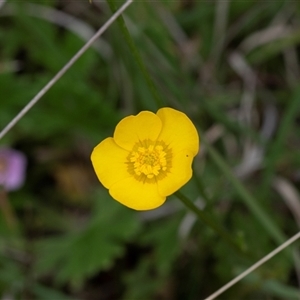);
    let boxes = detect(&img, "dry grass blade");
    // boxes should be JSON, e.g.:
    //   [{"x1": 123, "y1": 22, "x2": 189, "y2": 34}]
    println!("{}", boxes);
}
[
  {"x1": 273, "y1": 176, "x2": 300, "y2": 228},
  {"x1": 0, "y1": 0, "x2": 133, "y2": 141},
  {"x1": 1, "y1": 3, "x2": 112, "y2": 58},
  {"x1": 273, "y1": 177, "x2": 300, "y2": 287},
  {"x1": 204, "y1": 231, "x2": 300, "y2": 300},
  {"x1": 0, "y1": 0, "x2": 6, "y2": 10},
  {"x1": 239, "y1": 25, "x2": 291, "y2": 54}
]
